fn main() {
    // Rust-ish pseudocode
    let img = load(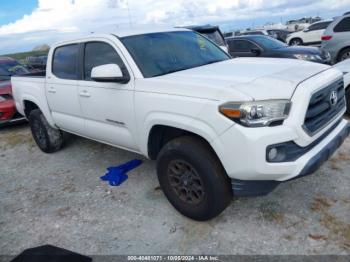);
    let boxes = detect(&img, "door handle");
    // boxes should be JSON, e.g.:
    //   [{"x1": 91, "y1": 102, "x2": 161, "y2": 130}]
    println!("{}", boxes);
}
[
  {"x1": 79, "y1": 90, "x2": 91, "y2": 97},
  {"x1": 48, "y1": 87, "x2": 56, "y2": 93}
]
